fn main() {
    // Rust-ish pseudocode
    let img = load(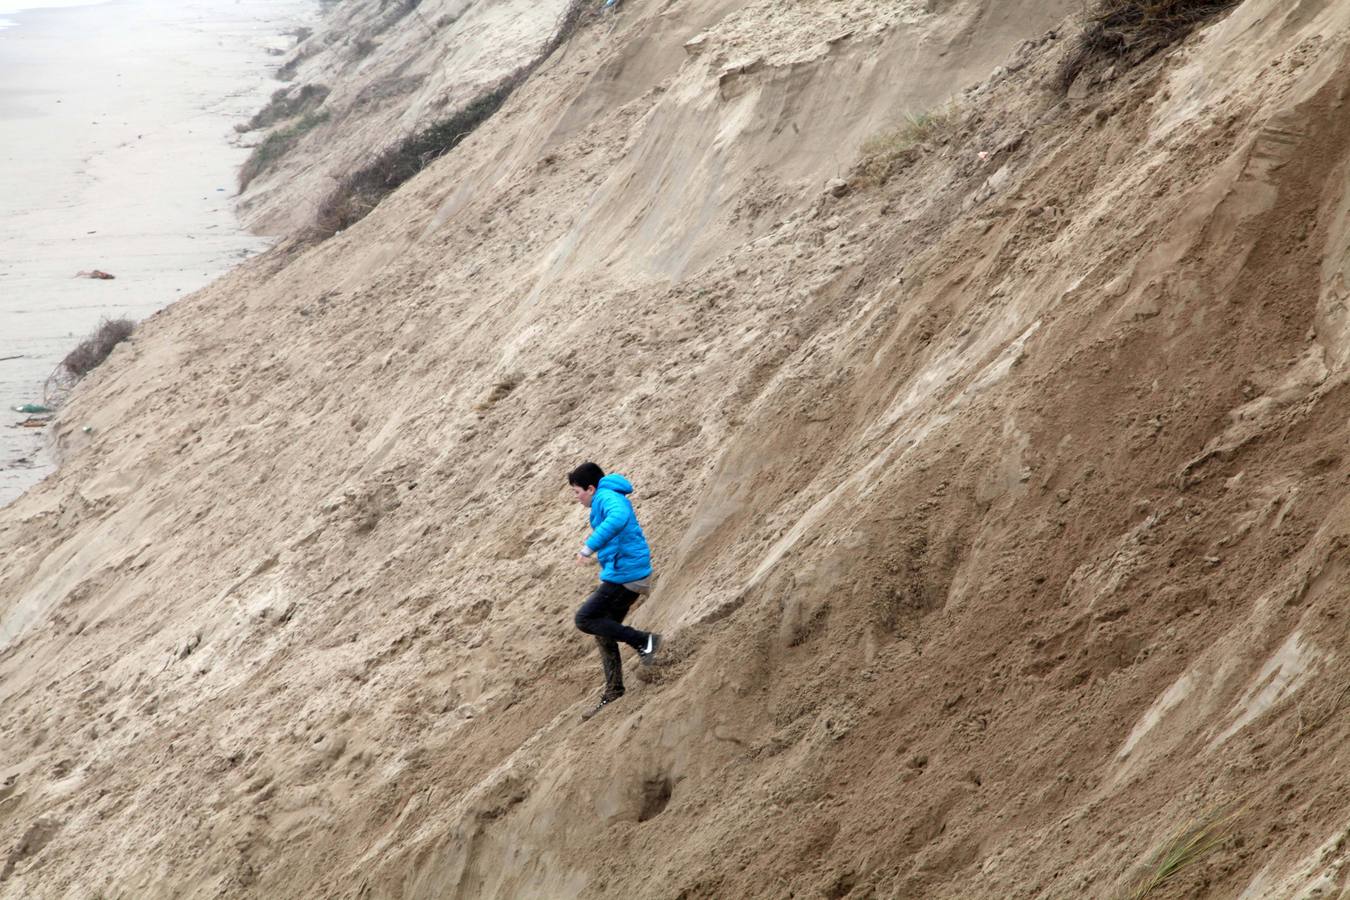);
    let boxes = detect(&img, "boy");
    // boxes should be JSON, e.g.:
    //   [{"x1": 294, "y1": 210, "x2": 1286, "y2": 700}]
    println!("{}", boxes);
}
[{"x1": 568, "y1": 462, "x2": 662, "y2": 720}]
